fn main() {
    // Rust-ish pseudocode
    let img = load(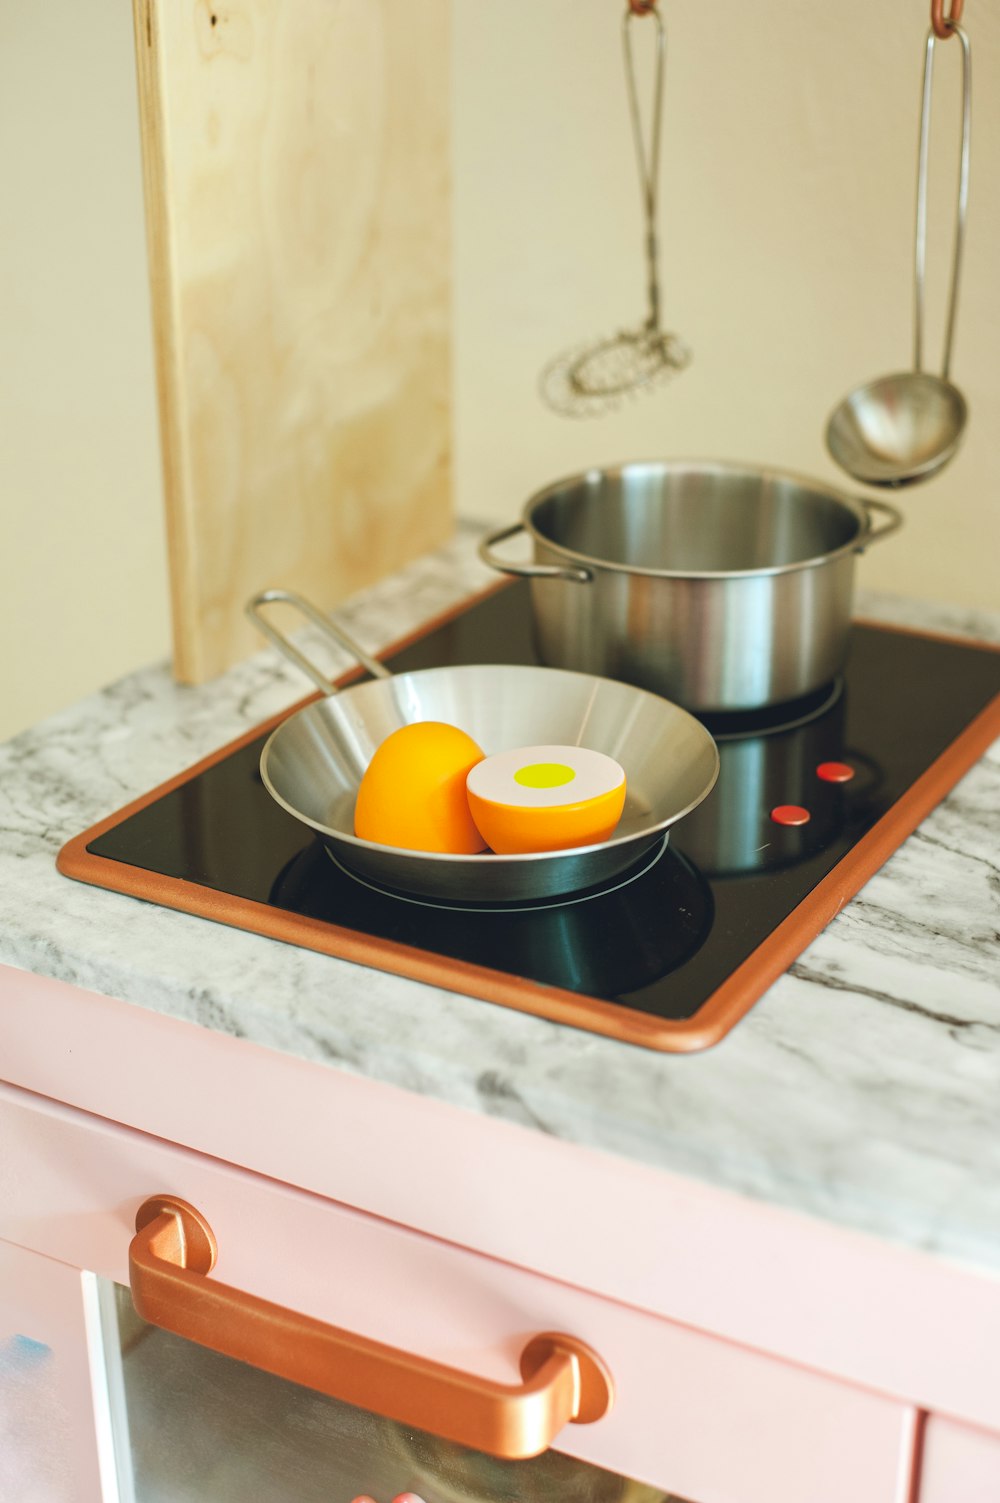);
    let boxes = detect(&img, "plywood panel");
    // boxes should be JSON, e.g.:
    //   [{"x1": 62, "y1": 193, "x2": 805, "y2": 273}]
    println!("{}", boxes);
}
[{"x1": 132, "y1": 0, "x2": 452, "y2": 682}]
